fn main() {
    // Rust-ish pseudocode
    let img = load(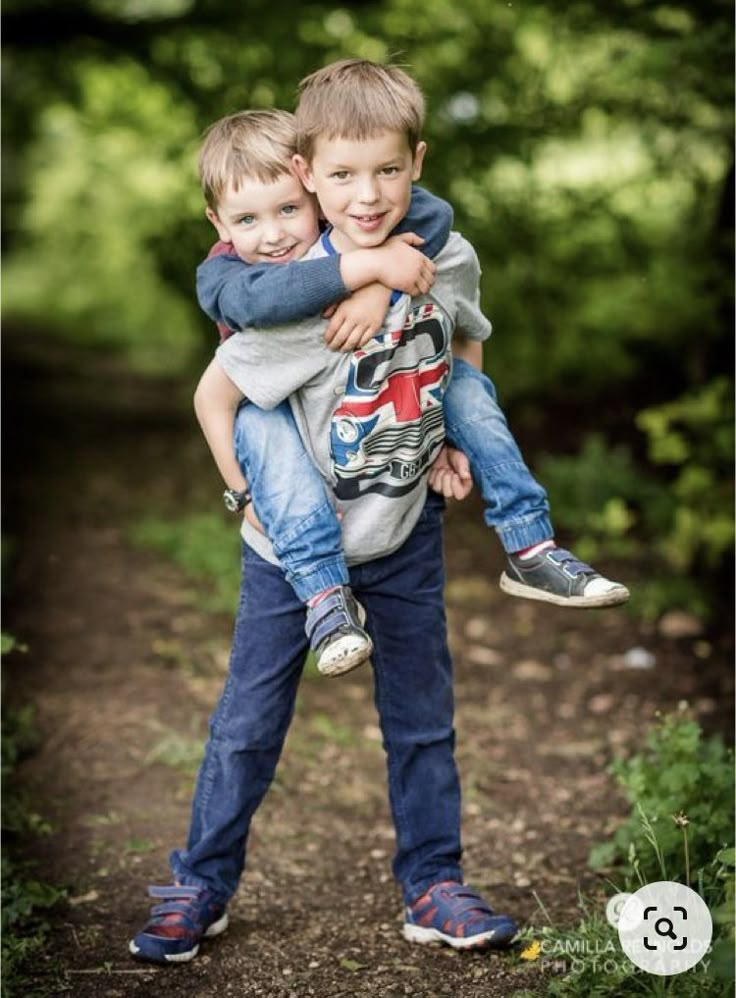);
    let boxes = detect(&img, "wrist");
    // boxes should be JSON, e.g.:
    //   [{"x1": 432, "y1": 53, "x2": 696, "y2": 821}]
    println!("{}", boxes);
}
[{"x1": 339, "y1": 248, "x2": 381, "y2": 290}]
